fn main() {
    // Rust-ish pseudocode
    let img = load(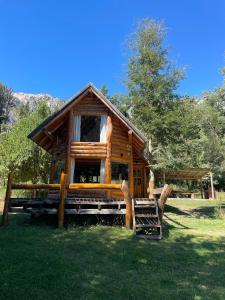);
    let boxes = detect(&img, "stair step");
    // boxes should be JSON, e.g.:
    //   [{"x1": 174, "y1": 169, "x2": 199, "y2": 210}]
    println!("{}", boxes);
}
[
  {"x1": 134, "y1": 204, "x2": 157, "y2": 208},
  {"x1": 135, "y1": 224, "x2": 161, "y2": 228},
  {"x1": 135, "y1": 214, "x2": 158, "y2": 218},
  {"x1": 136, "y1": 234, "x2": 161, "y2": 240}
]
